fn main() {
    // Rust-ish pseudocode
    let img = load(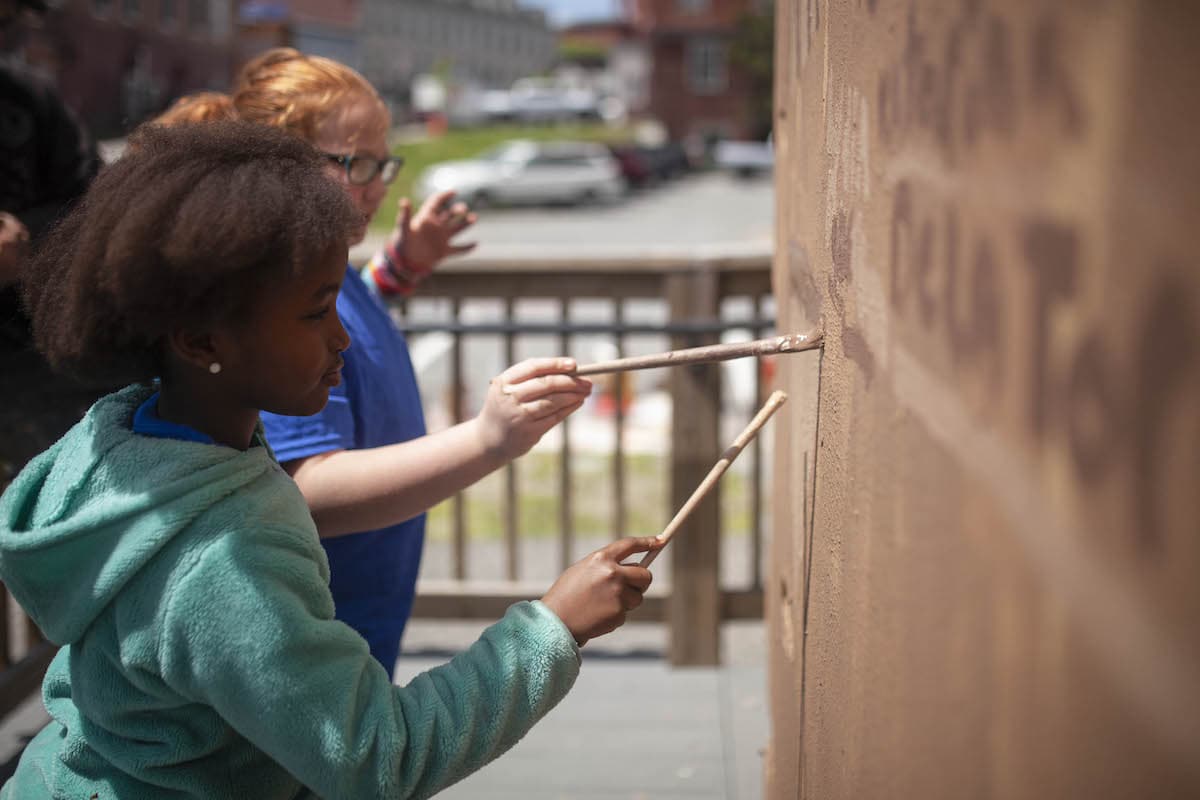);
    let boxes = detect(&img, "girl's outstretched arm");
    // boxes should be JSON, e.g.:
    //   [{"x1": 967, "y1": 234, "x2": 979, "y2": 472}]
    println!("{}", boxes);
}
[{"x1": 286, "y1": 358, "x2": 591, "y2": 538}]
